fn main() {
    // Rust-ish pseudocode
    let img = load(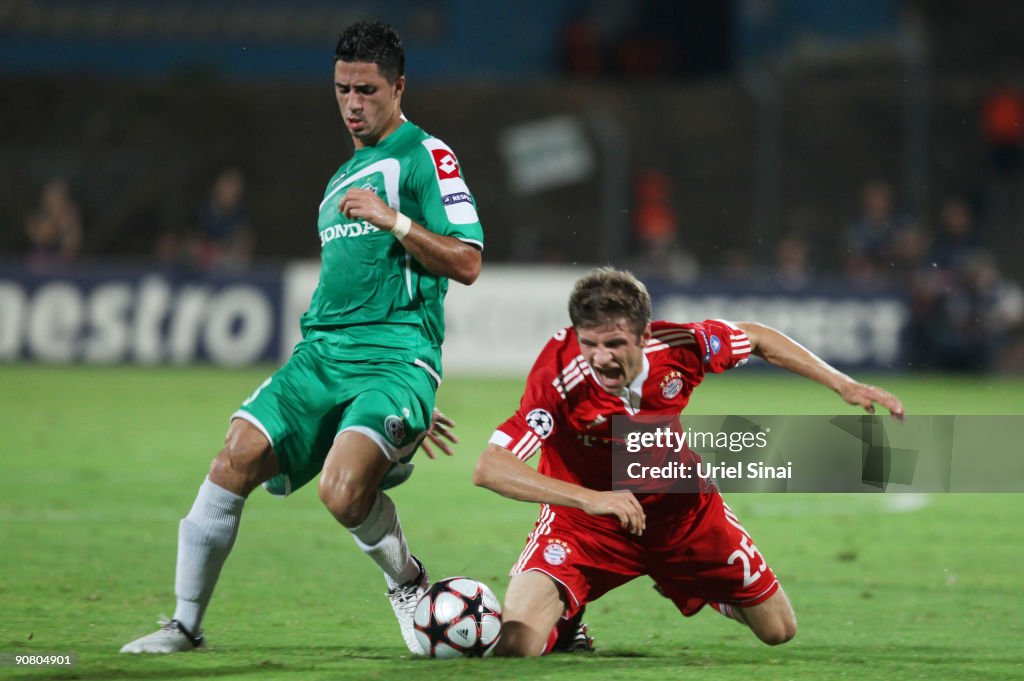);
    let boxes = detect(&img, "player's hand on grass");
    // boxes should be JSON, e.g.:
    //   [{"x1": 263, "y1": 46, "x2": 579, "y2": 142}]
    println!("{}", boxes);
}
[
  {"x1": 838, "y1": 380, "x2": 905, "y2": 422},
  {"x1": 582, "y1": 490, "x2": 646, "y2": 536},
  {"x1": 338, "y1": 187, "x2": 397, "y2": 231},
  {"x1": 420, "y1": 408, "x2": 458, "y2": 459}
]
